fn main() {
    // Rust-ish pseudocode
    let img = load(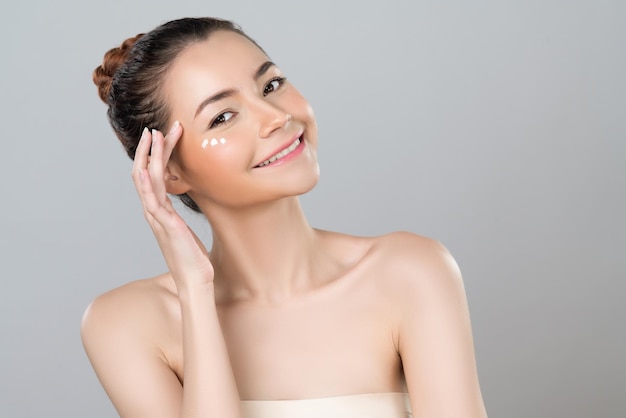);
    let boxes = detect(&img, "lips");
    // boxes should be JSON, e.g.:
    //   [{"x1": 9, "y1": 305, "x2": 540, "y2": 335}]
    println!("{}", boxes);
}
[{"x1": 254, "y1": 133, "x2": 304, "y2": 168}]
